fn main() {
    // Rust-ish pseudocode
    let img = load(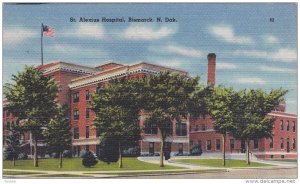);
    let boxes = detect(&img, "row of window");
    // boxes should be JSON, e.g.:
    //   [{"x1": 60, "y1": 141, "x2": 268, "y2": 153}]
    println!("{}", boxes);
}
[
  {"x1": 191, "y1": 139, "x2": 259, "y2": 151},
  {"x1": 73, "y1": 126, "x2": 92, "y2": 139},
  {"x1": 279, "y1": 120, "x2": 296, "y2": 132},
  {"x1": 144, "y1": 122, "x2": 187, "y2": 136},
  {"x1": 73, "y1": 108, "x2": 90, "y2": 120},
  {"x1": 73, "y1": 90, "x2": 91, "y2": 103},
  {"x1": 192, "y1": 124, "x2": 206, "y2": 131},
  {"x1": 3, "y1": 121, "x2": 19, "y2": 130},
  {"x1": 191, "y1": 138, "x2": 296, "y2": 151},
  {"x1": 279, "y1": 138, "x2": 296, "y2": 150},
  {"x1": 148, "y1": 142, "x2": 183, "y2": 154}
]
